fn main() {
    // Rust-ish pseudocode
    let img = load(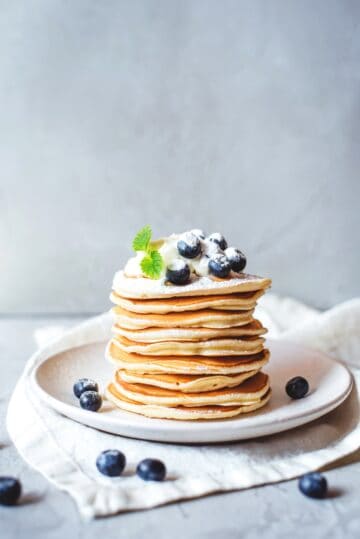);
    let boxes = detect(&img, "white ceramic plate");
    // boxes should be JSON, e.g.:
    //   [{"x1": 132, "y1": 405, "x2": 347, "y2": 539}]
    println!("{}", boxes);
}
[{"x1": 31, "y1": 340, "x2": 353, "y2": 444}]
